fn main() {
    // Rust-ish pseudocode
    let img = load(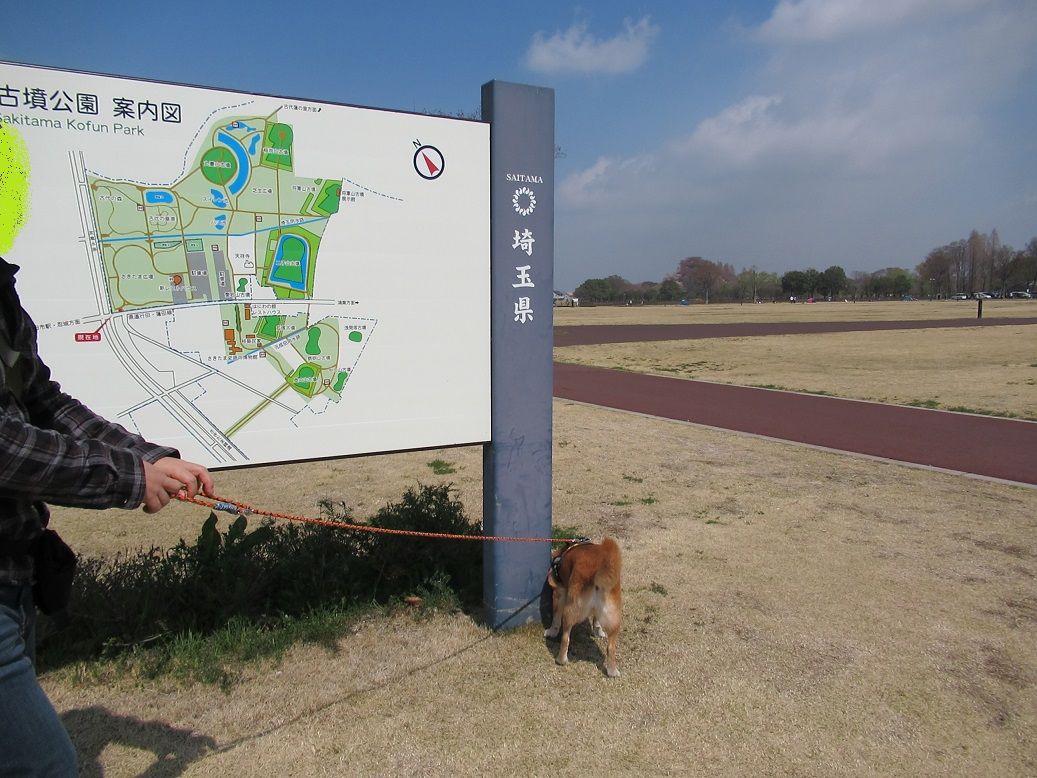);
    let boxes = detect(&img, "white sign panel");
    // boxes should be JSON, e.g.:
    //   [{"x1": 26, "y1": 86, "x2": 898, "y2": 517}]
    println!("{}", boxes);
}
[{"x1": 1, "y1": 62, "x2": 490, "y2": 468}]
